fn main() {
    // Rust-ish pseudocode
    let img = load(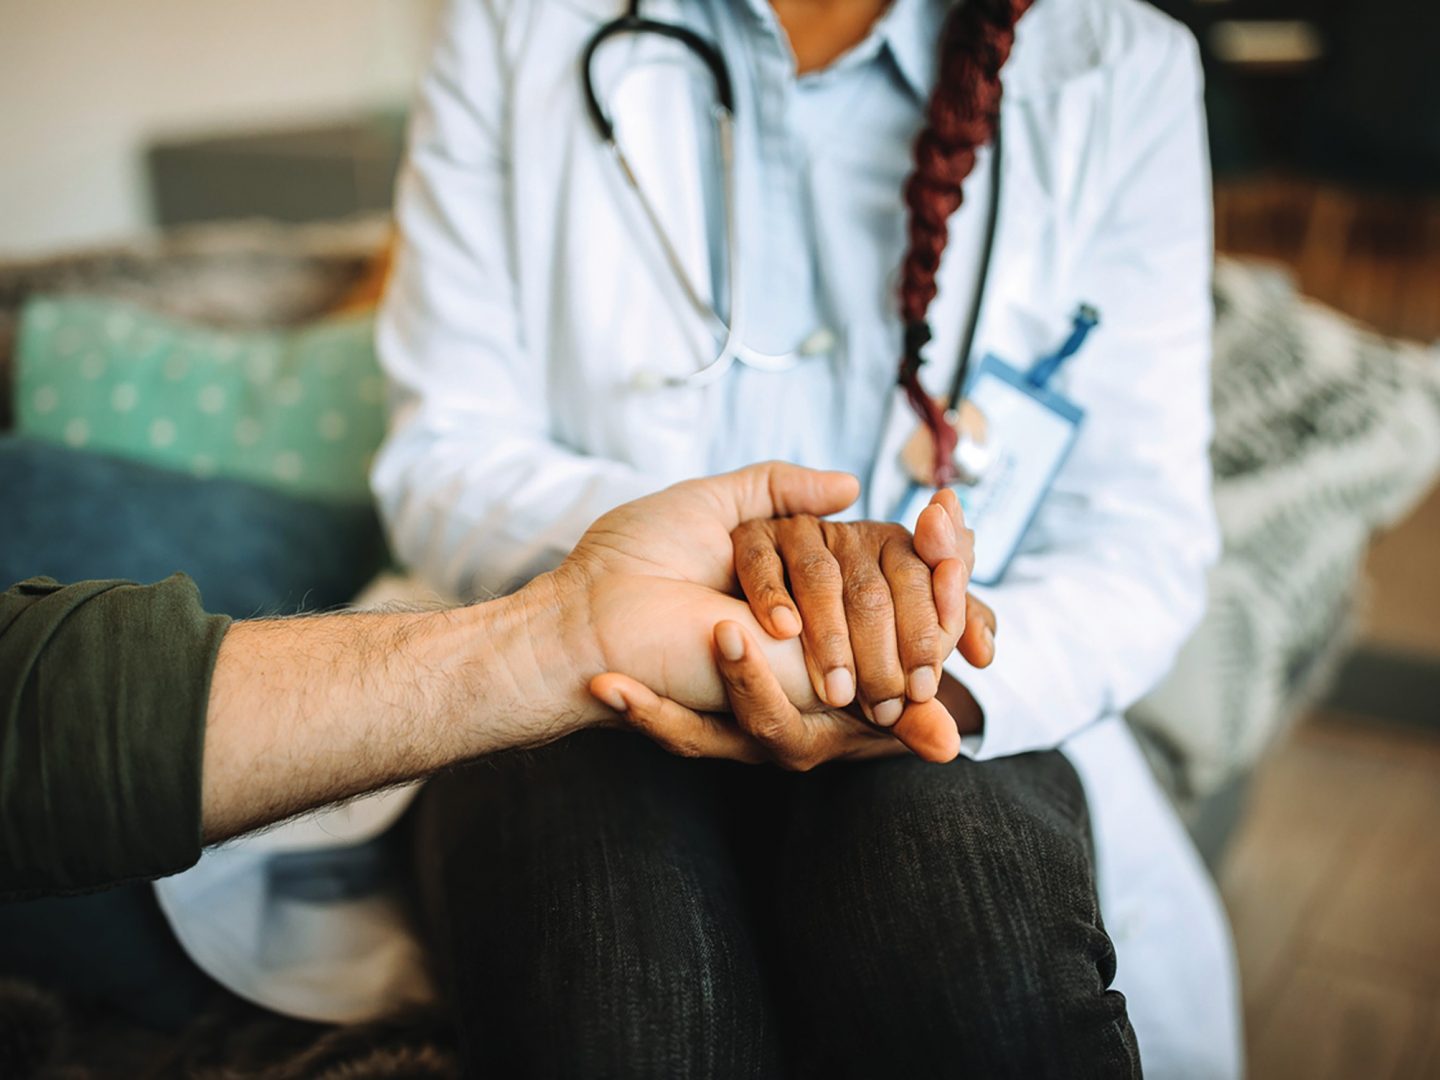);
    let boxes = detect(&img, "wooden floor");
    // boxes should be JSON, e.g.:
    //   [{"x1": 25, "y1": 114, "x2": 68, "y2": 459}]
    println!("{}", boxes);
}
[
  {"x1": 1364, "y1": 483, "x2": 1440, "y2": 657},
  {"x1": 1220, "y1": 713, "x2": 1440, "y2": 1079},
  {"x1": 1214, "y1": 177, "x2": 1440, "y2": 344},
  {"x1": 1212, "y1": 177, "x2": 1440, "y2": 1079}
]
